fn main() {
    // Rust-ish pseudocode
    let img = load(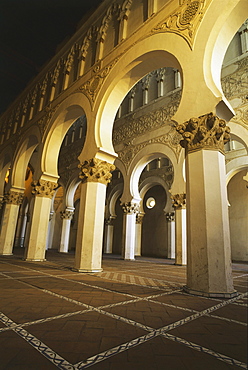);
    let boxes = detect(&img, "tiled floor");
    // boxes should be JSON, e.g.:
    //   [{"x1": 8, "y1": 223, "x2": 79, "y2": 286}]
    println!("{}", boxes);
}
[{"x1": 0, "y1": 249, "x2": 247, "y2": 369}]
